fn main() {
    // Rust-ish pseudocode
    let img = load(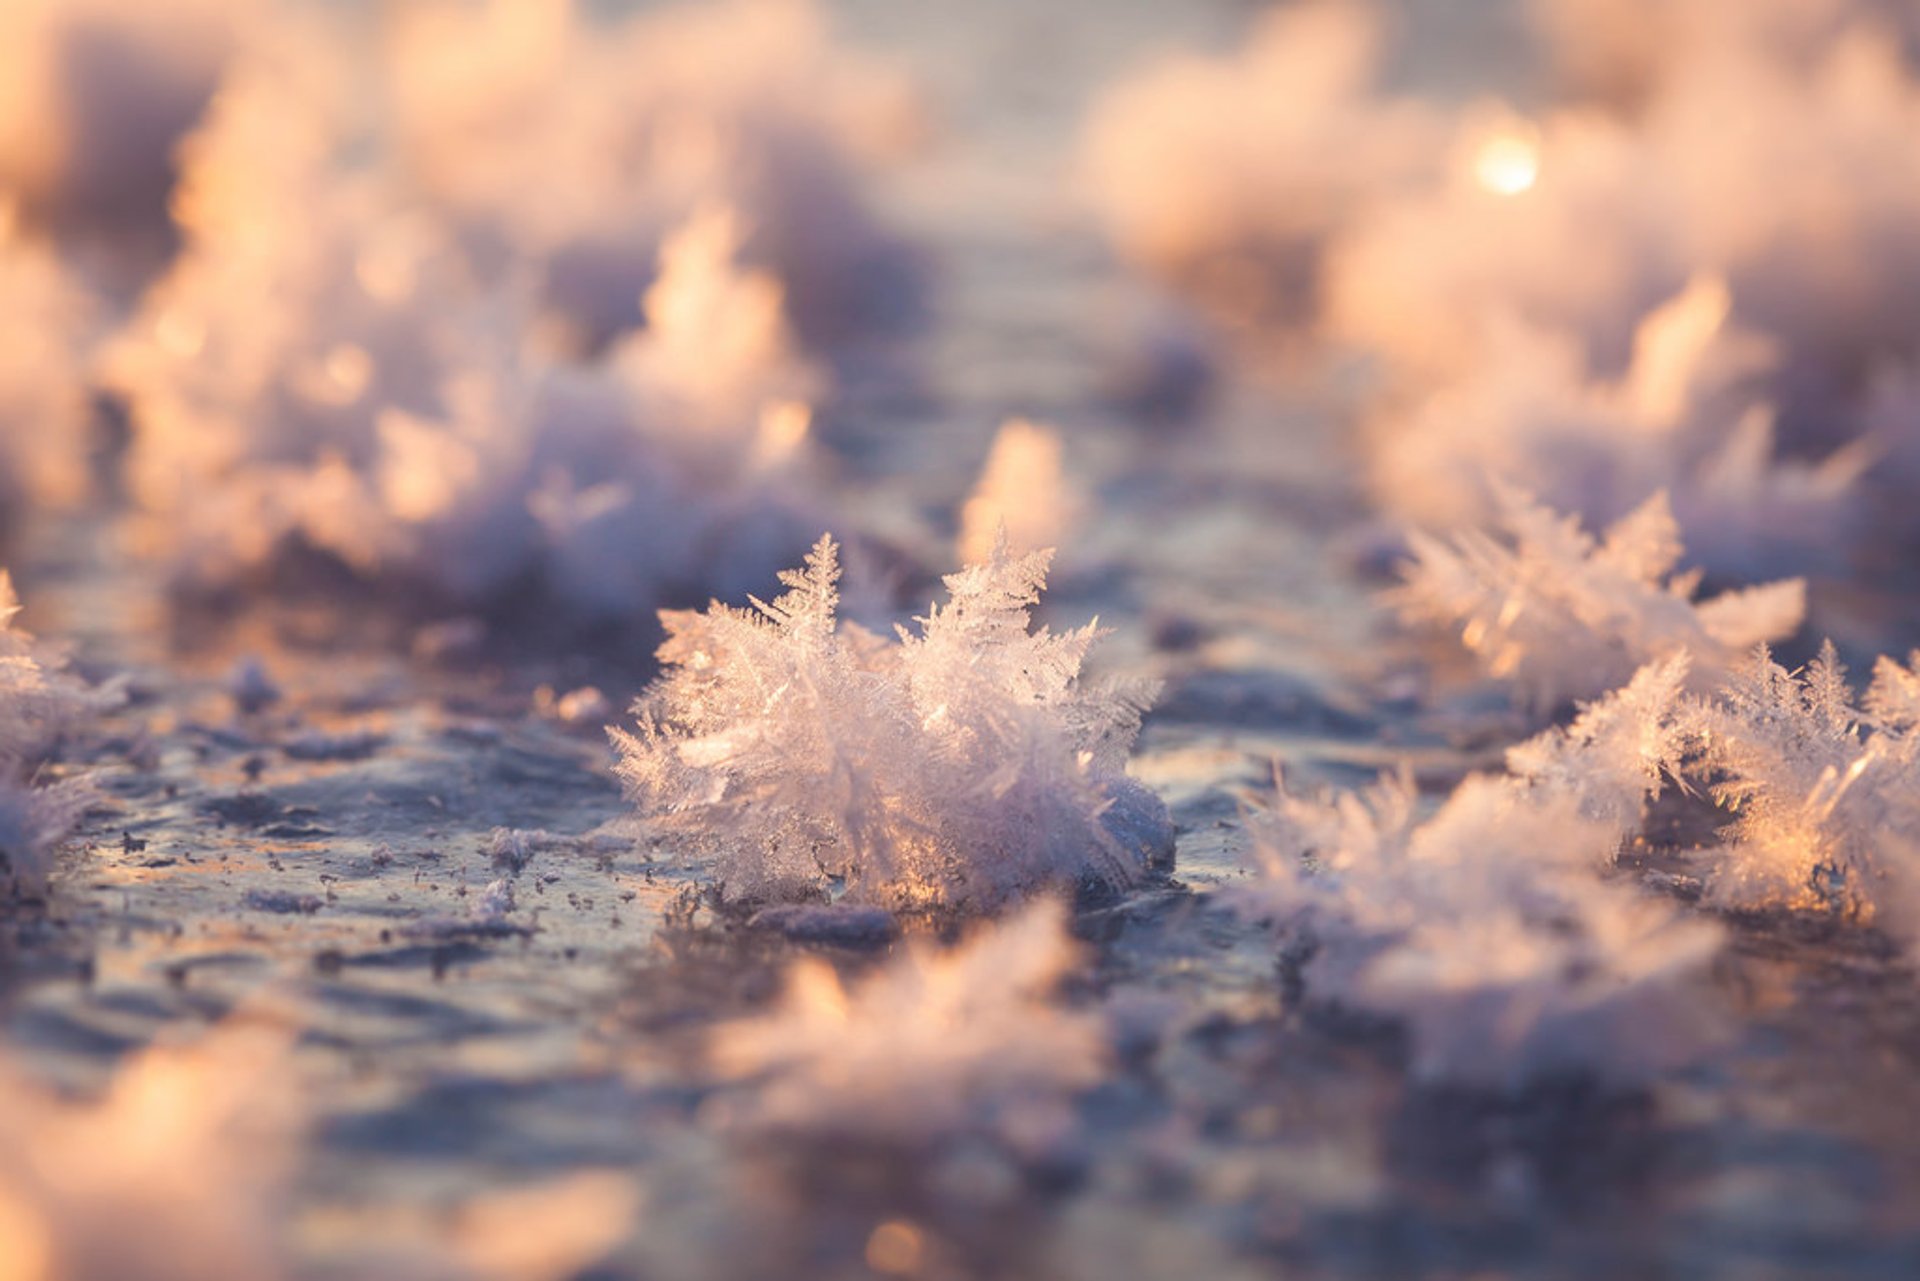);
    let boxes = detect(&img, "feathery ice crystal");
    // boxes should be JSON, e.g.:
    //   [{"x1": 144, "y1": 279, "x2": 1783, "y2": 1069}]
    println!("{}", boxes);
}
[
  {"x1": 709, "y1": 899, "x2": 1105, "y2": 1143},
  {"x1": 613, "y1": 535, "x2": 1172, "y2": 911},
  {"x1": 1680, "y1": 643, "x2": 1920, "y2": 941},
  {"x1": 1397, "y1": 488, "x2": 1804, "y2": 708},
  {"x1": 1244, "y1": 657, "x2": 1723, "y2": 1086},
  {"x1": 0, "y1": 575, "x2": 99, "y2": 897}
]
